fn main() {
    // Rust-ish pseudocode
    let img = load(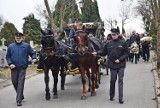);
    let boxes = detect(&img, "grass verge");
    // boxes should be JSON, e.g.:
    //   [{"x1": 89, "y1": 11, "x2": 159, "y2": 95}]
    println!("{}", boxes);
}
[{"x1": 0, "y1": 65, "x2": 39, "y2": 88}]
